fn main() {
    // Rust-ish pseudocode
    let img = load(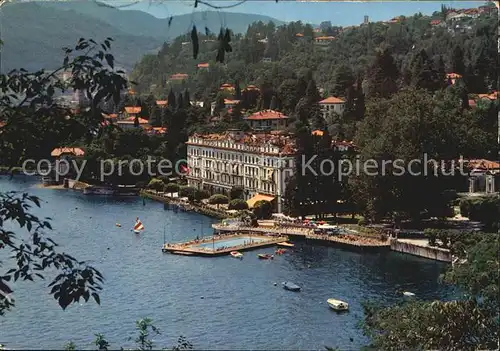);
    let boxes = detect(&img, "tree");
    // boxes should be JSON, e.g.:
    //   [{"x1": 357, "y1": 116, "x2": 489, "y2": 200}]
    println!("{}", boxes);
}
[
  {"x1": 451, "y1": 44, "x2": 465, "y2": 75},
  {"x1": 64, "y1": 319, "x2": 193, "y2": 351},
  {"x1": 362, "y1": 233, "x2": 499, "y2": 350},
  {"x1": 208, "y1": 194, "x2": 229, "y2": 209},
  {"x1": 176, "y1": 93, "x2": 184, "y2": 109},
  {"x1": 234, "y1": 80, "x2": 242, "y2": 100},
  {"x1": 269, "y1": 95, "x2": 278, "y2": 110},
  {"x1": 167, "y1": 89, "x2": 176, "y2": 110},
  {"x1": 410, "y1": 49, "x2": 440, "y2": 91},
  {"x1": 229, "y1": 185, "x2": 245, "y2": 200},
  {"x1": 228, "y1": 199, "x2": 249, "y2": 210},
  {"x1": 178, "y1": 186, "x2": 197, "y2": 201},
  {"x1": 0, "y1": 37, "x2": 129, "y2": 315},
  {"x1": 164, "y1": 182, "x2": 180, "y2": 197},
  {"x1": 330, "y1": 64, "x2": 355, "y2": 97},
  {"x1": 353, "y1": 88, "x2": 463, "y2": 221},
  {"x1": 253, "y1": 200, "x2": 273, "y2": 219},
  {"x1": 147, "y1": 178, "x2": 165, "y2": 193},
  {"x1": 183, "y1": 89, "x2": 191, "y2": 107},
  {"x1": 366, "y1": 48, "x2": 399, "y2": 99}
]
